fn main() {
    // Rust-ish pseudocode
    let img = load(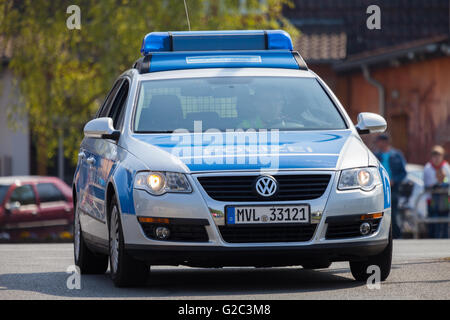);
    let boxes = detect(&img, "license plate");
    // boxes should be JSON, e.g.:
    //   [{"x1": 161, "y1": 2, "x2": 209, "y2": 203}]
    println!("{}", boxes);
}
[{"x1": 226, "y1": 205, "x2": 310, "y2": 225}]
